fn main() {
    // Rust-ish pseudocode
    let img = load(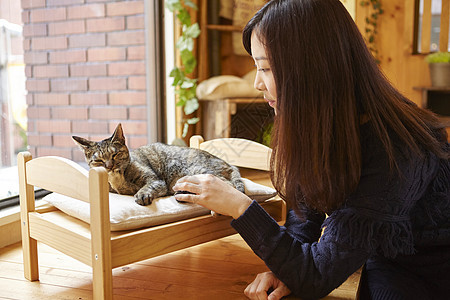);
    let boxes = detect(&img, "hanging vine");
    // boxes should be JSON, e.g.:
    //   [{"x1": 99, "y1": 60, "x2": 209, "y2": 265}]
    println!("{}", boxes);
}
[
  {"x1": 360, "y1": 0, "x2": 384, "y2": 64},
  {"x1": 166, "y1": 0, "x2": 201, "y2": 137}
]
